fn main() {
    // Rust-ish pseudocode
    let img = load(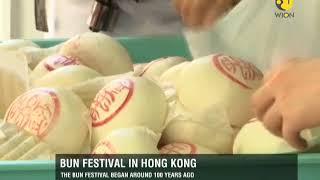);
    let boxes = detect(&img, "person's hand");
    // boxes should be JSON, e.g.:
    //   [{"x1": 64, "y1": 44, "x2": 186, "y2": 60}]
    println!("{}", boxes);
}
[
  {"x1": 252, "y1": 59, "x2": 320, "y2": 150},
  {"x1": 174, "y1": 0, "x2": 240, "y2": 29}
]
